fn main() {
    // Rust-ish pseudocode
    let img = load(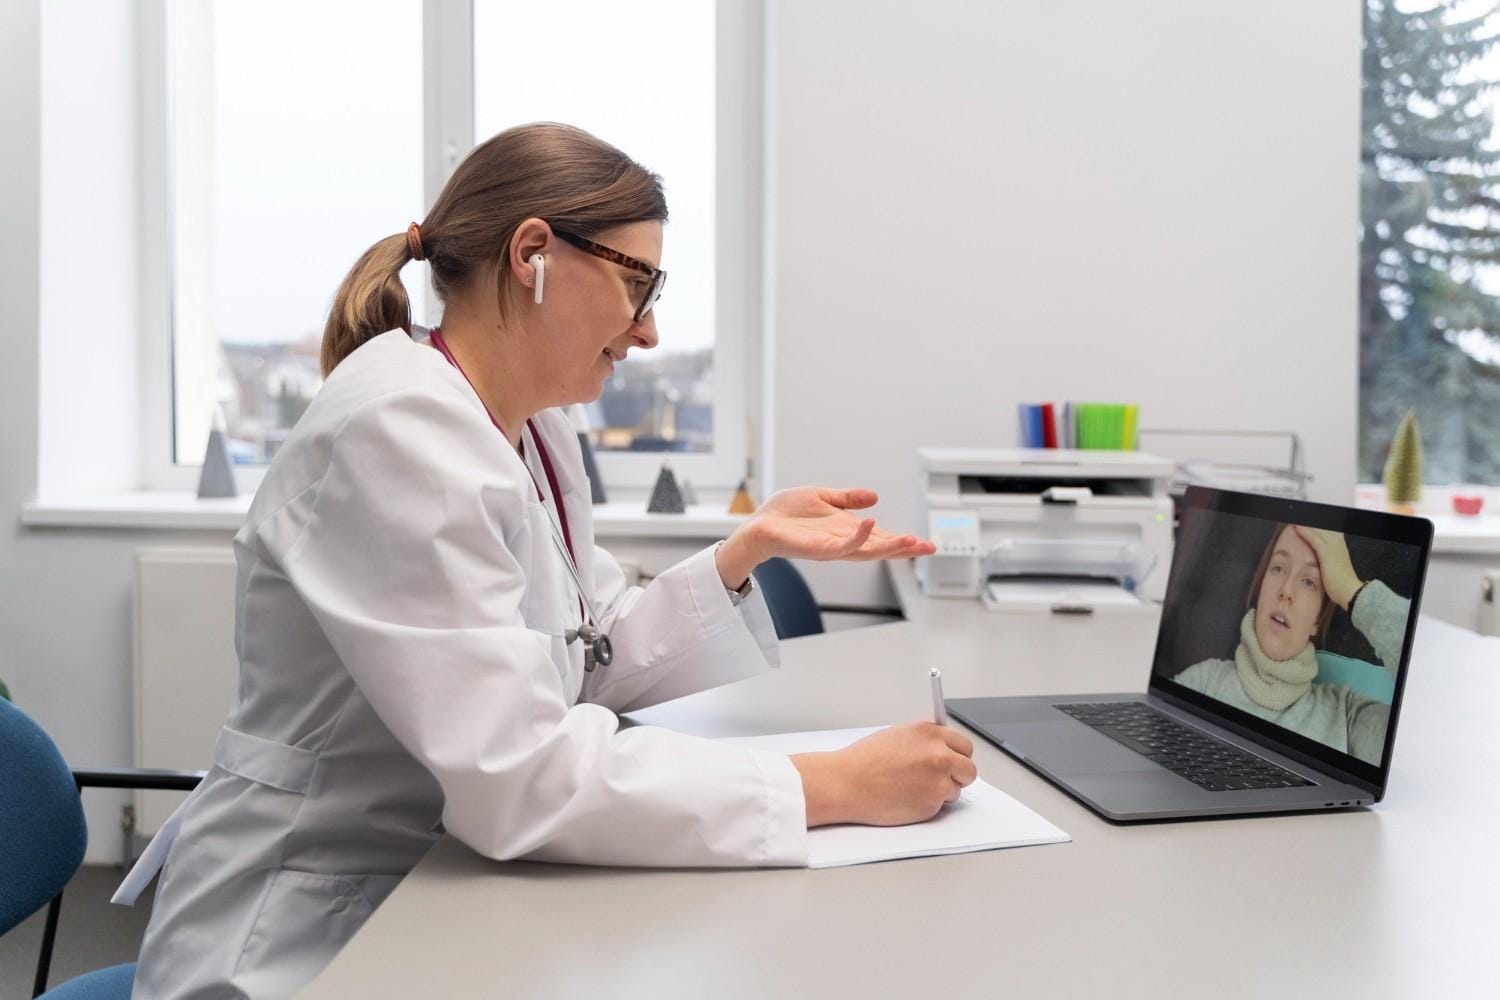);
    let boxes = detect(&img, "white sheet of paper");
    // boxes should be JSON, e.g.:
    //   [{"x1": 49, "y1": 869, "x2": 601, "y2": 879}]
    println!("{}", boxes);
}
[{"x1": 719, "y1": 727, "x2": 1070, "y2": 868}]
